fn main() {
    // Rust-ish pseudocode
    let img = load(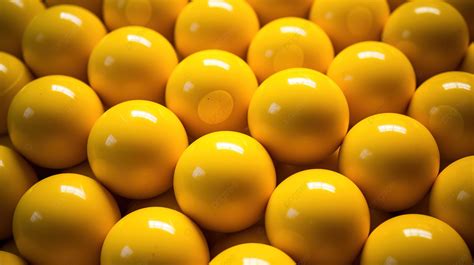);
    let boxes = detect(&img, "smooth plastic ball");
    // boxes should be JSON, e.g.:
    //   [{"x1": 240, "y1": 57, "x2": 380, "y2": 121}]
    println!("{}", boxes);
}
[
  {"x1": 0, "y1": 0, "x2": 45, "y2": 58},
  {"x1": 265, "y1": 169, "x2": 370, "y2": 264},
  {"x1": 430, "y1": 156, "x2": 474, "y2": 250},
  {"x1": 88, "y1": 26, "x2": 177, "y2": 106},
  {"x1": 0, "y1": 52, "x2": 33, "y2": 134},
  {"x1": 101, "y1": 207, "x2": 209, "y2": 265},
  {"x1": 175, "y1": 0, "x2": 259, "y2": 58},
  {"x1": 339, "y1": 113, "x2": 440, "y2": 212},
  {"x1": 246, "y1": 0, "x2": 314, "y2": 25},
  {"x1": 309, "y1": 0, "x2": 390, "y2": 53},
  {"x1": 166, "y1": 50, "x2": 258, "y2": 139},
  {"x1": 327, "y1": 41, "x2": 416, "y2": 126},
  {"x1": 382, "y1": 0, "x2": 469, "y2": 82},
  {"x1": 0, "y1": 251, "x2": 27, "y2": 265},
  {"x1": 0, "y1": 146, "x2": 37, "y2": 240},
  {"x1": 174, "y1": 131, "x2": 276, "y2": 233},
  {"x1": 8, "y1": 75, "x2": 103, "y2": 168},
  {"x1": 22, "y1": 5, "x2": 106, "y2": 81},
  {"x1": 247, "y1": 17, "x2": 334, "y2": 82},
  {"x1": 88, "y1": 100, "x2": 188, "y2": 199},
  {"x1": 460, "y1": 42, "x2": 474, "y2": 74},
  {"x1": 408, "y1": 71, "x2": 474, "y2": 162},
  {"x1": 103, "y1": 0, "x2": 187, "y2": 41},
  {"x1": 248, "y1": 68, "x2": 349, "y2": 165},
  {"x1": 210, "y1": 243, "x2": 295, "y2": 265},
  {"x1": 13, "y1": 173, "x2": 120, "y2": 265},
  {"x1": 361, "y1": 214, "x2": 472, "y2": 265},
  {"x1": 44, "y1": 0, "x2": 103, "y2": 17}
]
